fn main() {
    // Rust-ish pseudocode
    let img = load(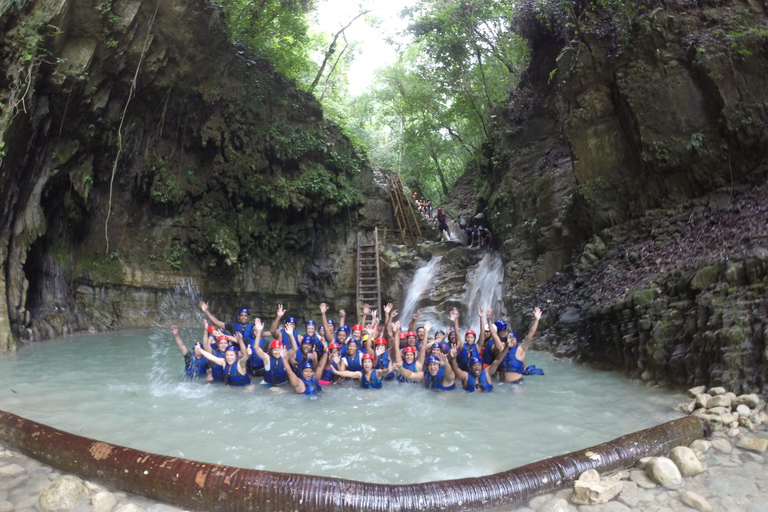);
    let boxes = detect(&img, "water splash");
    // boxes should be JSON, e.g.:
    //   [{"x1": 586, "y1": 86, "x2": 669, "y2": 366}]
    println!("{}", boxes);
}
[
  {"x1": 400, "y1": 257, "x2": 443, "y2": 322},
  {"x1": 462, "y1": 252, "x2": 505, "y2": 329}
]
